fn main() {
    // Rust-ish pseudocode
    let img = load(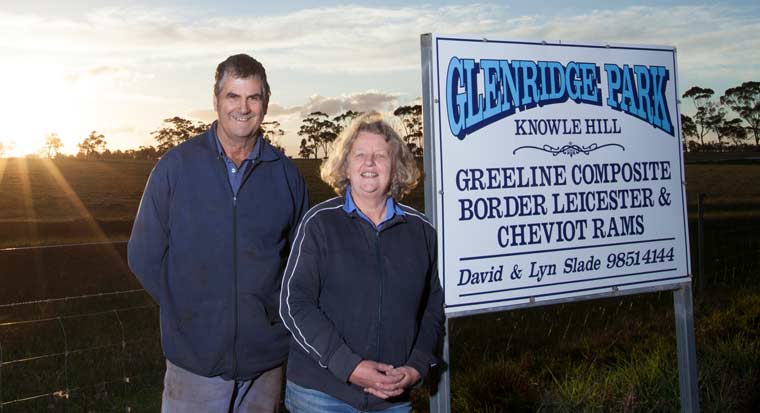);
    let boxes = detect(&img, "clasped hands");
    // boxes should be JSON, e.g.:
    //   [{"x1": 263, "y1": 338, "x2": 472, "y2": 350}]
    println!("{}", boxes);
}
[{"x1": 349, "y1": 360, "x2": 420, "y2": 399}]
